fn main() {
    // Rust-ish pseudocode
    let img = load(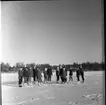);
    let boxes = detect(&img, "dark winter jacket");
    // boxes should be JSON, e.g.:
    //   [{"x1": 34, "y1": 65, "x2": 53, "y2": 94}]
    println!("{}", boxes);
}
[
  {"x1": 44, "y1": 70, "x2": 47, "y2": 78},
  {"x1": 56, "y1": 70, "x2": 60, "y2": 76},
  {"x1": 28, "y1": 68, "x2": 33, "y2": 77},
  {"x1": 33, "y1": 68, "x2": 37, "y2": 77},
  {"x1": 37, "y1": 70, "x2": 42, "y2": 79},
  {"x1": 59, "y1": 68, "x2": 63, "y2": 76},
  {"x1": 18, "y1": 68, "x2": 23, "y2": 77},
  {"x1": 47, "y1": 68, "x2": 52, "y2": 76},
  {"x1": 23, "y1": 67, "x2": 29, "y2": 77},
  {"x1": 61, "y1": 69, "x2": 67, "y2": 78}
]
